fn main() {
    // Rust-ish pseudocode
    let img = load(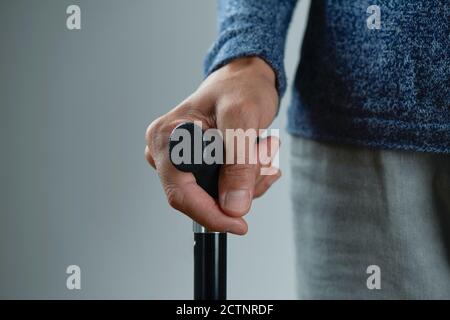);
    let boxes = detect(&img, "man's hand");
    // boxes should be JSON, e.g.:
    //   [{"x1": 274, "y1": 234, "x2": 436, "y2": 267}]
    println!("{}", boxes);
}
[{"x1": 145, "y1": 57, "x2": 281, "y2": 235}]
